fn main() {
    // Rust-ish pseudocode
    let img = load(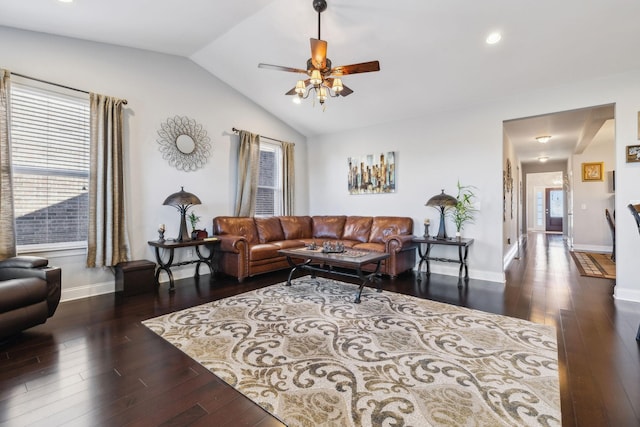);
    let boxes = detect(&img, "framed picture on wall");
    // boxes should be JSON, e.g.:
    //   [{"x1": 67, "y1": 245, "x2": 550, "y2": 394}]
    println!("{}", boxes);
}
[
  {"x1": 581, "y1": 162, "x2": 604, "y2": 182},
  {"x1": 347, "y1": 152, "x2": 396, "y2": 194},
  {"x1": 626, "y1": 144, "x2": 640, "y2": 163}
]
